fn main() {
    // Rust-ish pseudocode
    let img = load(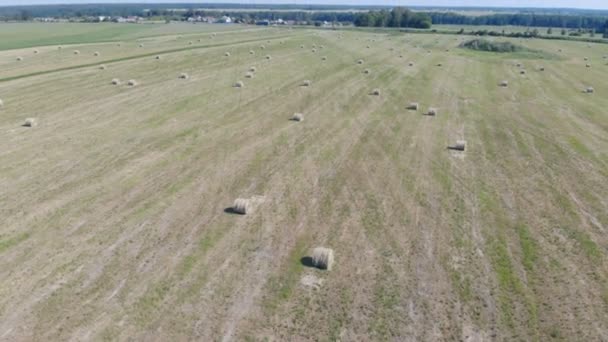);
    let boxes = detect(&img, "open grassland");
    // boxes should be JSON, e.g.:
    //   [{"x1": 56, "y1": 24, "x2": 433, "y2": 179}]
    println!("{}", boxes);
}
[{"x1": 0, "y1": 24, "x2": 607, "y2": 341}]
